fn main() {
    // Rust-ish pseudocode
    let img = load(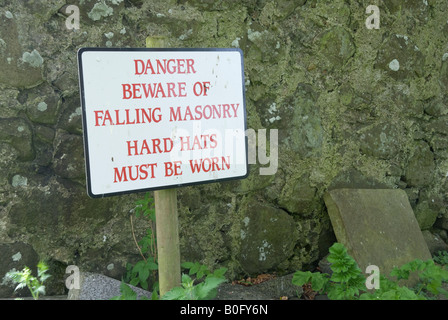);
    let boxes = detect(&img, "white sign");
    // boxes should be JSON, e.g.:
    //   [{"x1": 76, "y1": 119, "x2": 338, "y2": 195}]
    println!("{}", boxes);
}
[{"x1": 78, "y1": 48, "x2": 248, "y2": 198}]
